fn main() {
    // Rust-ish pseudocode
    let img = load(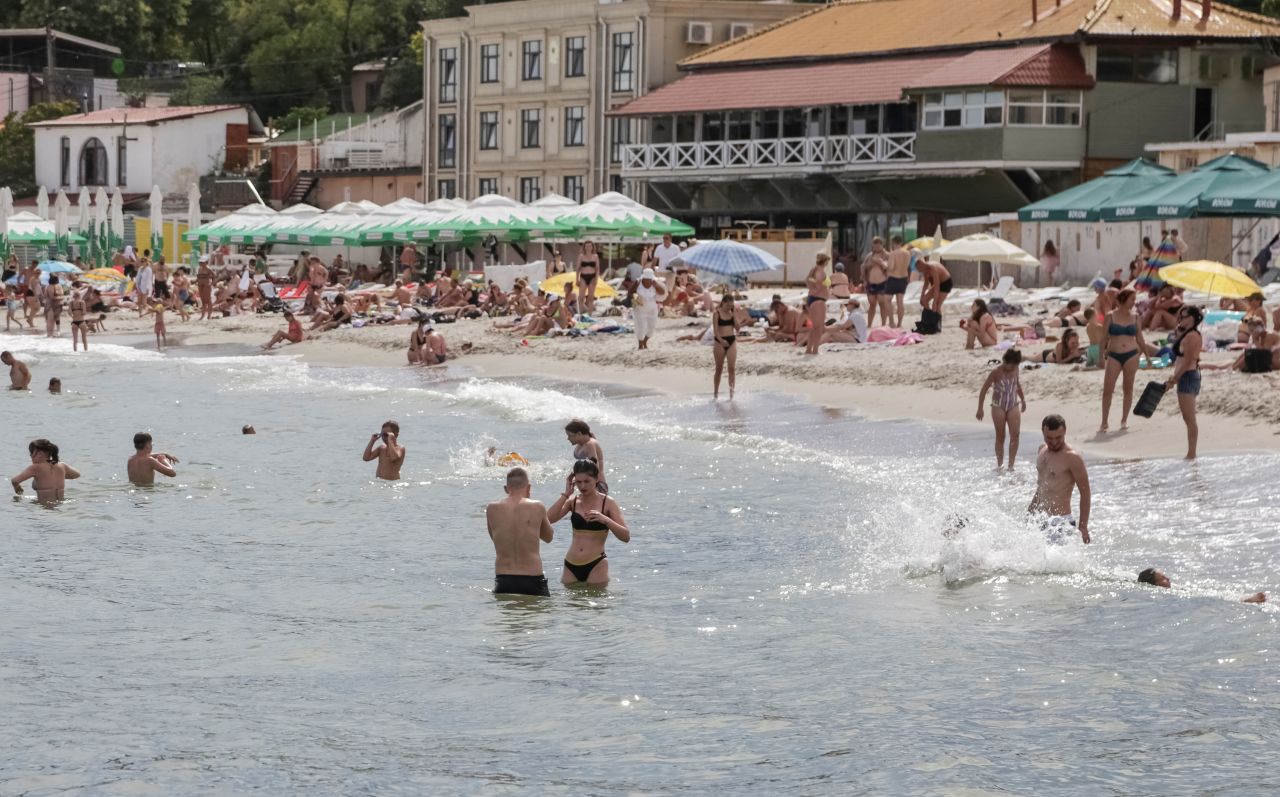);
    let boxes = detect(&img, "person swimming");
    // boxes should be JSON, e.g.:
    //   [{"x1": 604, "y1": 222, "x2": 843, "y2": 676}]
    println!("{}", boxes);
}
[
  {"x1": 547, "y1": 460, "x2": 629, "y2": 586},
  {"x1": 1138, "y1": 568, "x2": 1266, "y2": 603}
]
